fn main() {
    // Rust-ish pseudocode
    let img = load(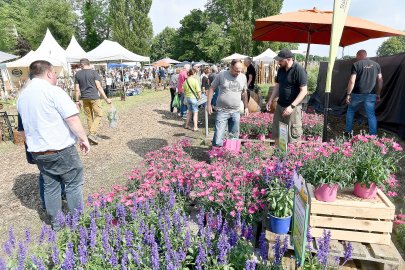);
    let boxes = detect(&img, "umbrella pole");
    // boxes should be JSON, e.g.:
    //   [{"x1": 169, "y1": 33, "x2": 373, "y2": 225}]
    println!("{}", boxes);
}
[{"x1": 304, "y1": 33, "x2": 312, "y2": 70}]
